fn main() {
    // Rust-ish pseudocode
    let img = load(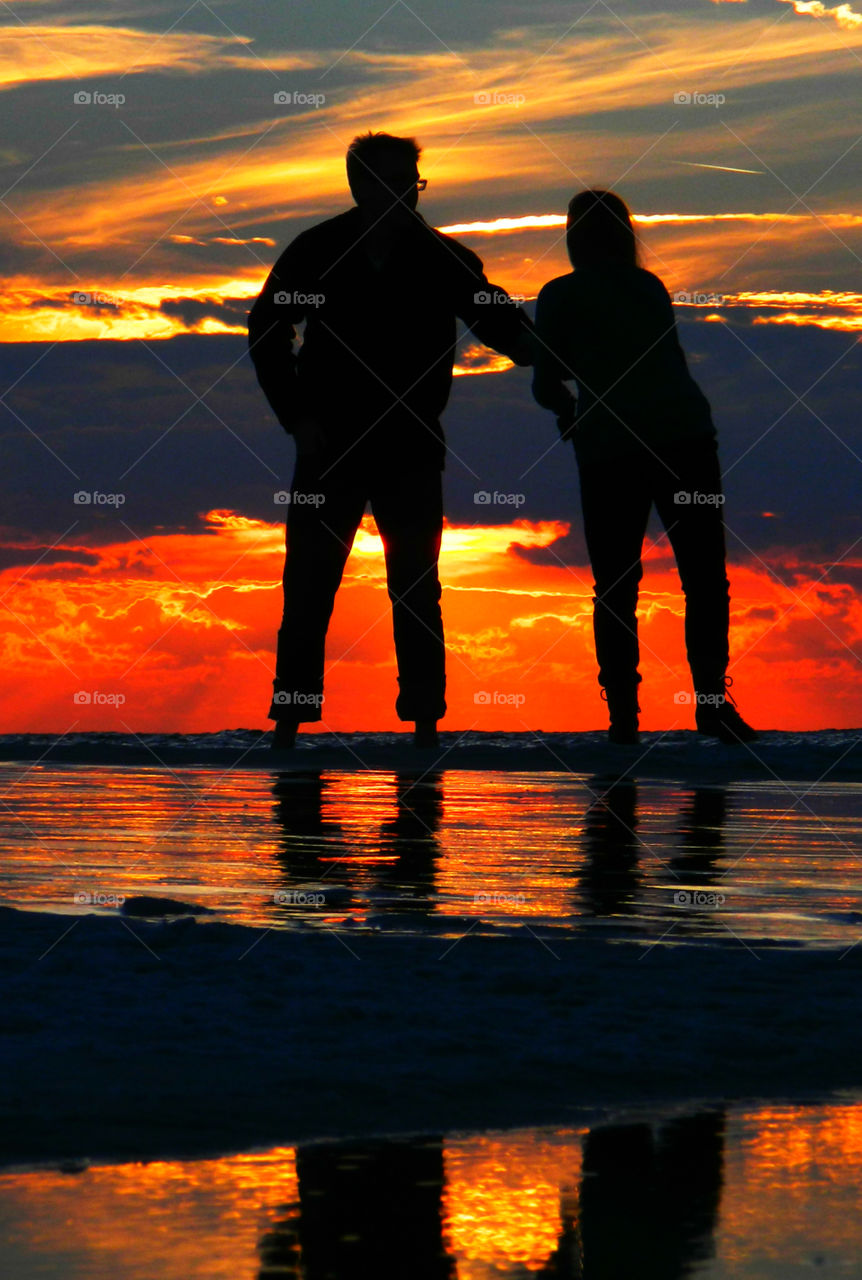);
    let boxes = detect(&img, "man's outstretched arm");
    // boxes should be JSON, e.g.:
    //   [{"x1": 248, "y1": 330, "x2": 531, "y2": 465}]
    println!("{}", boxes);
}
[{"x1": 447, "y1": 239, "x2": 535, "y2": 367}]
